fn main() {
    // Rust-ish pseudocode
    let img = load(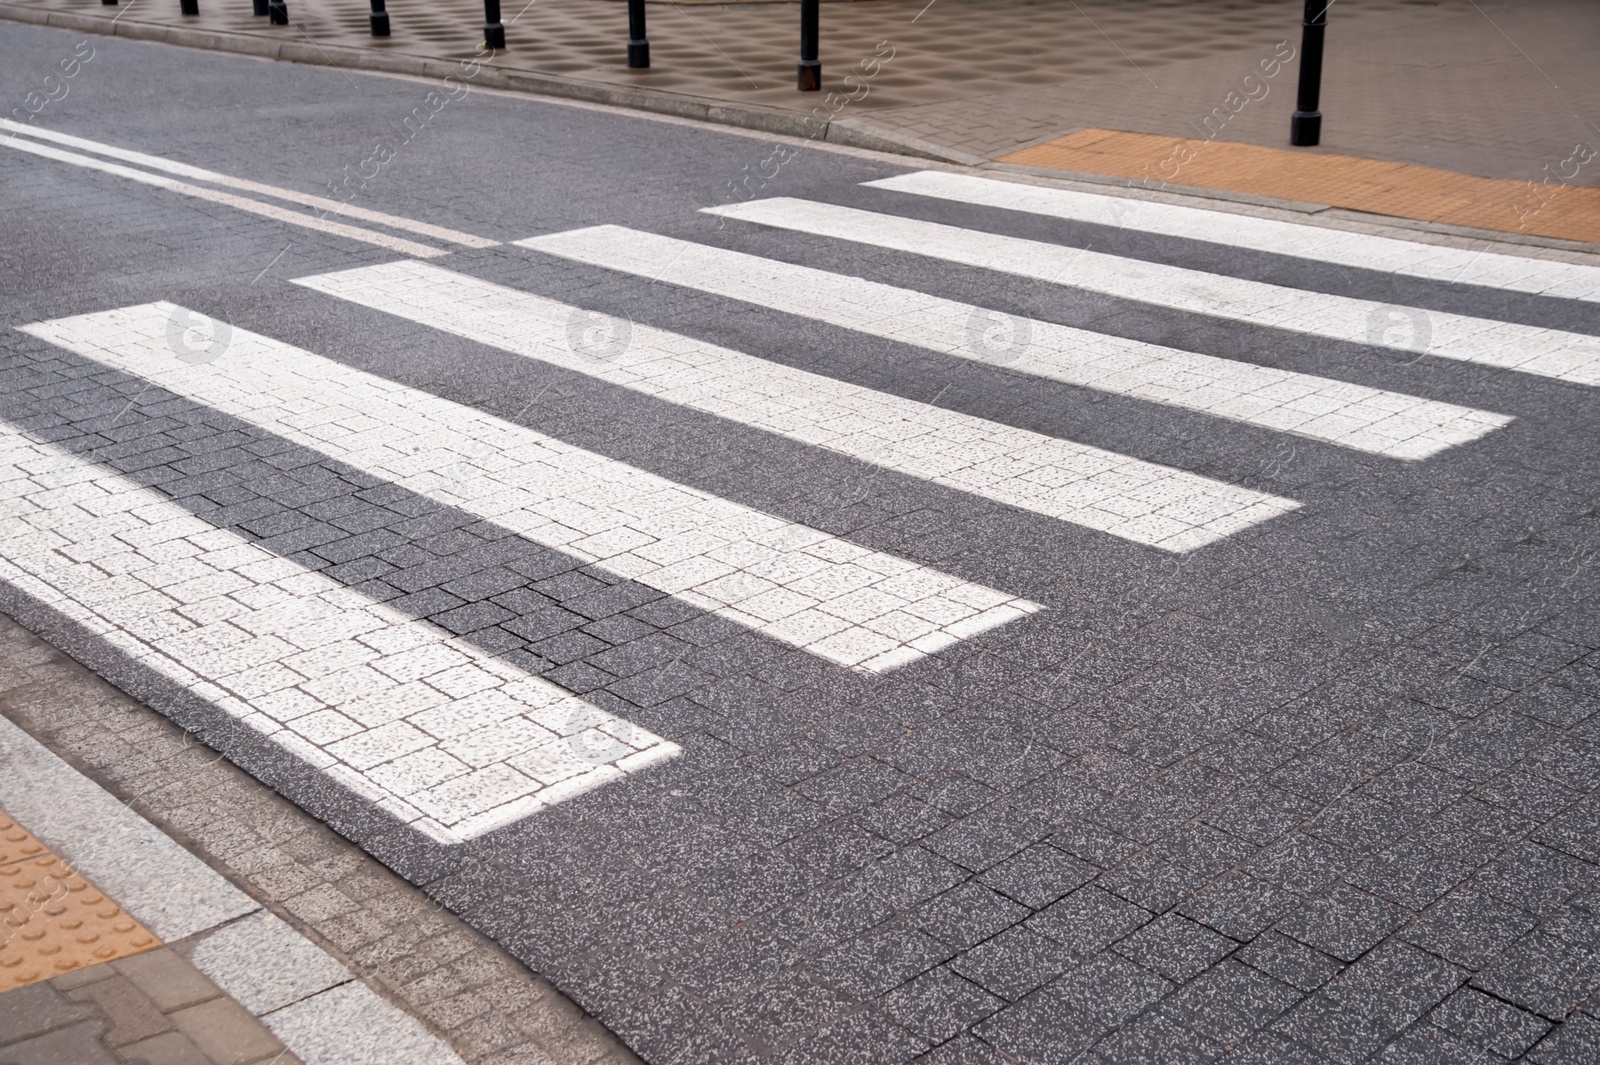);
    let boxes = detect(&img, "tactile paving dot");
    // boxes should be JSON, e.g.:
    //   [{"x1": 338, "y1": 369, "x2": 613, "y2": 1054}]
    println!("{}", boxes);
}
[{"x1": 0, "y1": 810, "x2": 161, "y2": 990}]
